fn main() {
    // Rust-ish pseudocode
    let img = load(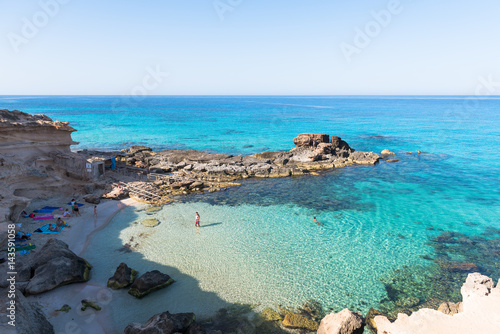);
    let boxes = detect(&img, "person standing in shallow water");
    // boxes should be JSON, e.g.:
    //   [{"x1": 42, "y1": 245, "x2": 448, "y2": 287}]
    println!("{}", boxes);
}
[{"x1": 195, "y1": 212, "x2": 200, "y2": 227}]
